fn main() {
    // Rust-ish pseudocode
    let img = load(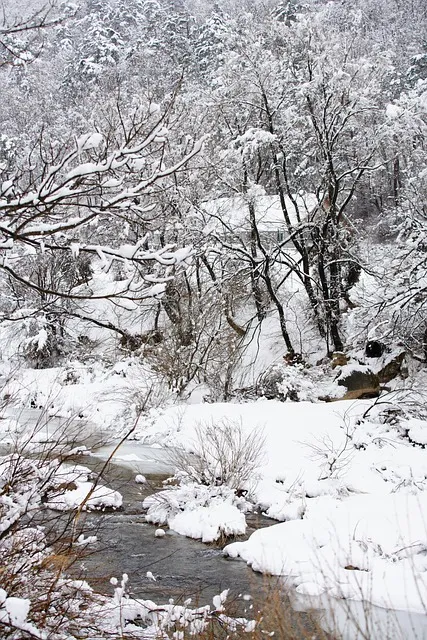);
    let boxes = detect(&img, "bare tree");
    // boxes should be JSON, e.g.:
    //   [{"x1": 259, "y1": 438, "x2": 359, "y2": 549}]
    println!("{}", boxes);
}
[
  {"x1": 0, "y1": 1, "x2": 66, "y2": 68},
  {"x1": 0, "y1": 94, "x2": 204, "y2": 361}
]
